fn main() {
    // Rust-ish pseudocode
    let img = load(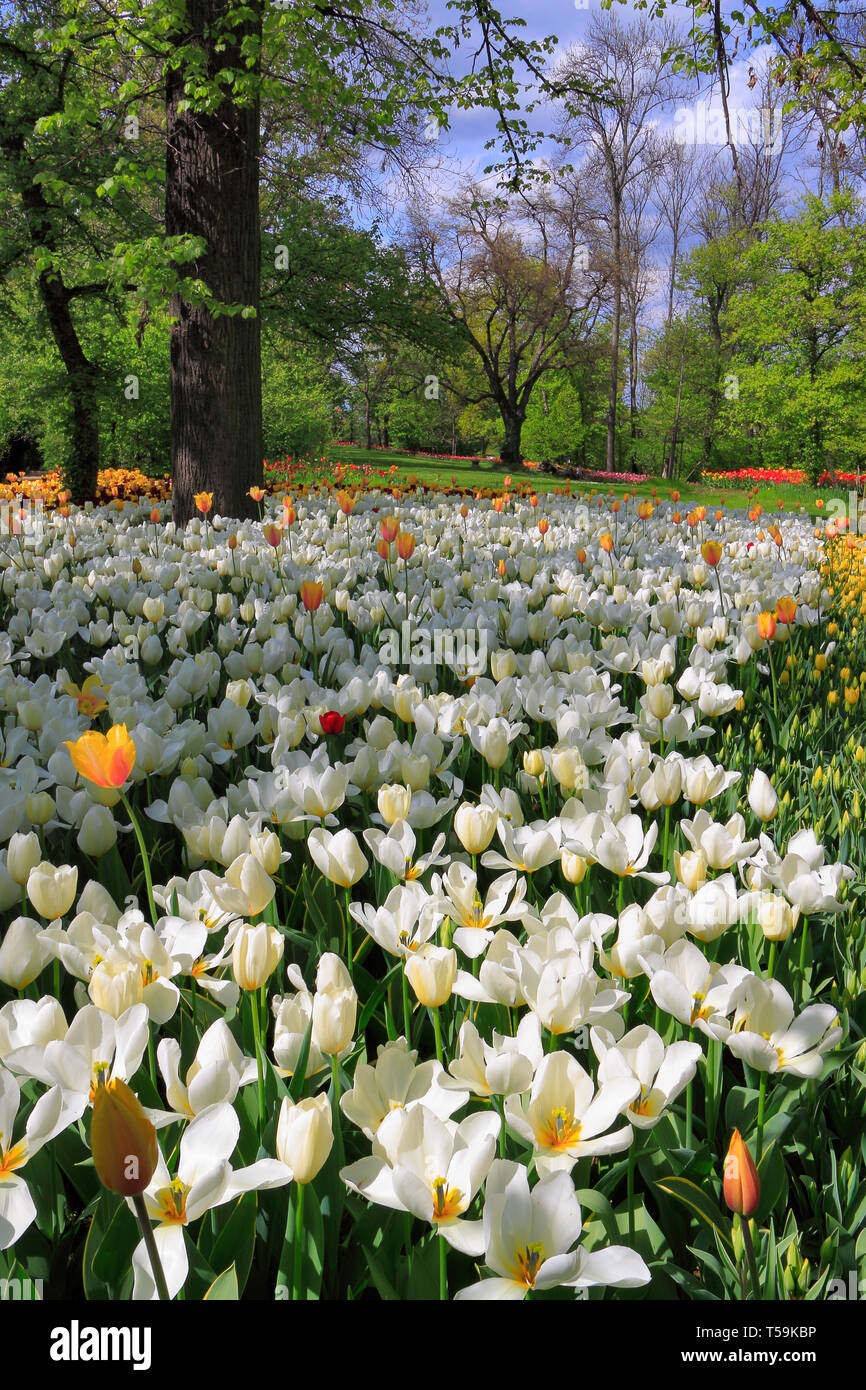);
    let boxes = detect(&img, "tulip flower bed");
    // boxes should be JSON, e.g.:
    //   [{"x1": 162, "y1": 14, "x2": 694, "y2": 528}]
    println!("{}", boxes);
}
[{"x1": 0, "y1": 485, "x2": 862, "y2": 1305}]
